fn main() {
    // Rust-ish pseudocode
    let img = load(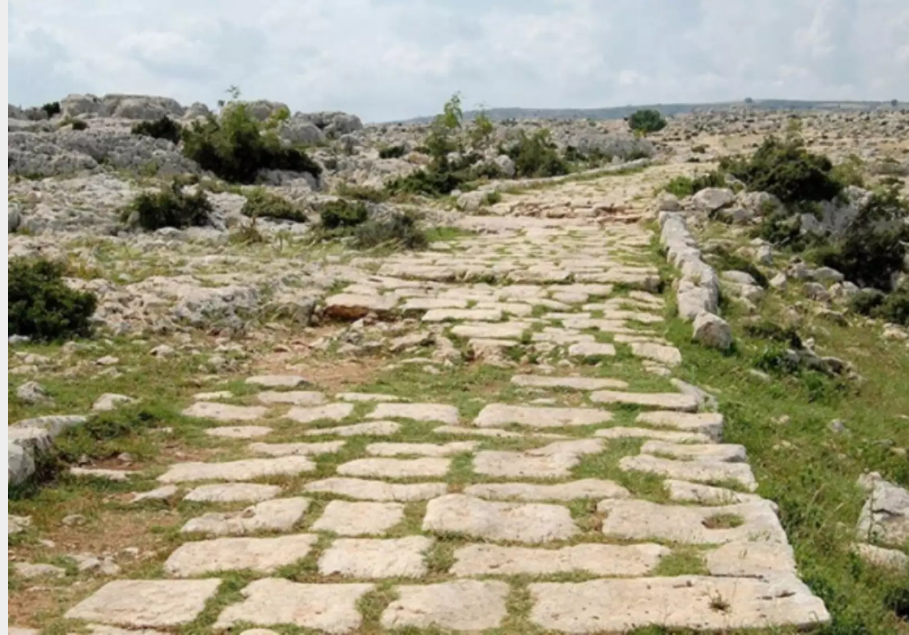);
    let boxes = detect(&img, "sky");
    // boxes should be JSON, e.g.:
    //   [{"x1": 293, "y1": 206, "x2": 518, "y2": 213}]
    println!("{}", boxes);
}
[{"x1": 8, "y1": 0, "x2": 909, "y2": 122}]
